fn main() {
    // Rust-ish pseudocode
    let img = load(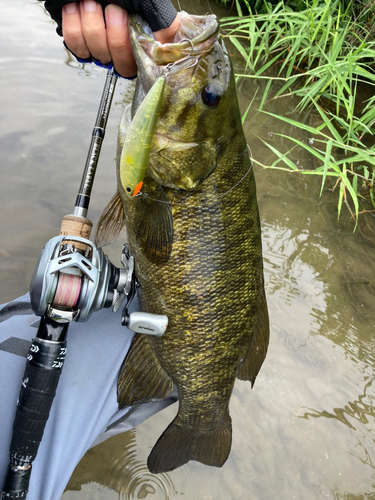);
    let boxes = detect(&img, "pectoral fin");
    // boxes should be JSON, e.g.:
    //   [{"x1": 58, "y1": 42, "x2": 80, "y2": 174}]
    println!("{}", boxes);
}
[
  {"x1": 133, "y1": 182, "x2": 173, "y2": 265},
  {"x1": 94, "y1": 191, "x2": 126, "y2": 248},
  {"x1": 237, "y1": 287, "x2": 269, "y2": 386},
  {"x1": 118, "y1": 334, "x2": 174, "y2": 407}
]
